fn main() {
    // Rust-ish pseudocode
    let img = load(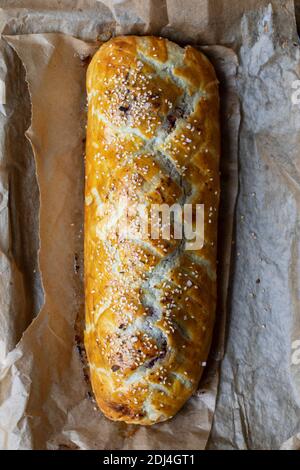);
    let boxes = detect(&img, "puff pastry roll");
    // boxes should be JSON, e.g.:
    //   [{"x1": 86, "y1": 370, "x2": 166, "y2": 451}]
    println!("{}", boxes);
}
[{"x1": 85, "y1": 36, "x2": 220, "y2": 424}]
